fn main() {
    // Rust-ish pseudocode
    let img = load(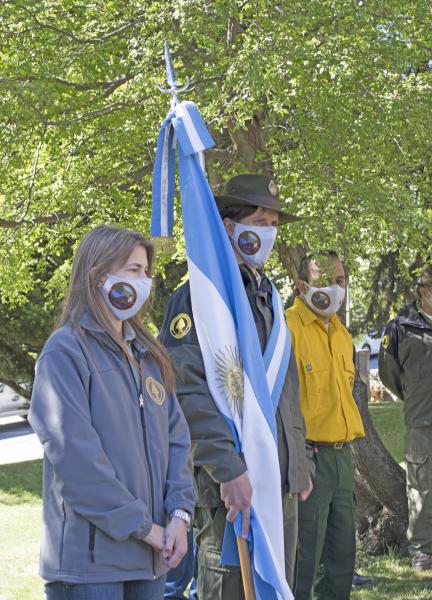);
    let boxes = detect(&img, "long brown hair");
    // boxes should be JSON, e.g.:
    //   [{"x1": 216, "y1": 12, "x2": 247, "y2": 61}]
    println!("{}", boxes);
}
[{"x1": 58, "y1": 225, "x2": 175, "y2": 392}]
